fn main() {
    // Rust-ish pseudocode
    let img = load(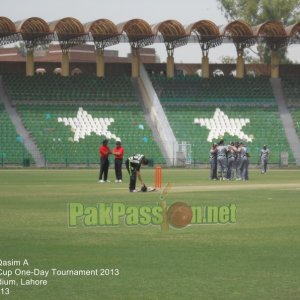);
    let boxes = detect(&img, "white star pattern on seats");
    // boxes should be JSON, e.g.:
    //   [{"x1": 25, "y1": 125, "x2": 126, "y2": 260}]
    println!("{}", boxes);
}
[
  {"x1": 57, "y1": 107, "x2": 120, "y2": 142},
  {"x1": 194, "y1": 108, "x2": 253, "y2": 142}
]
